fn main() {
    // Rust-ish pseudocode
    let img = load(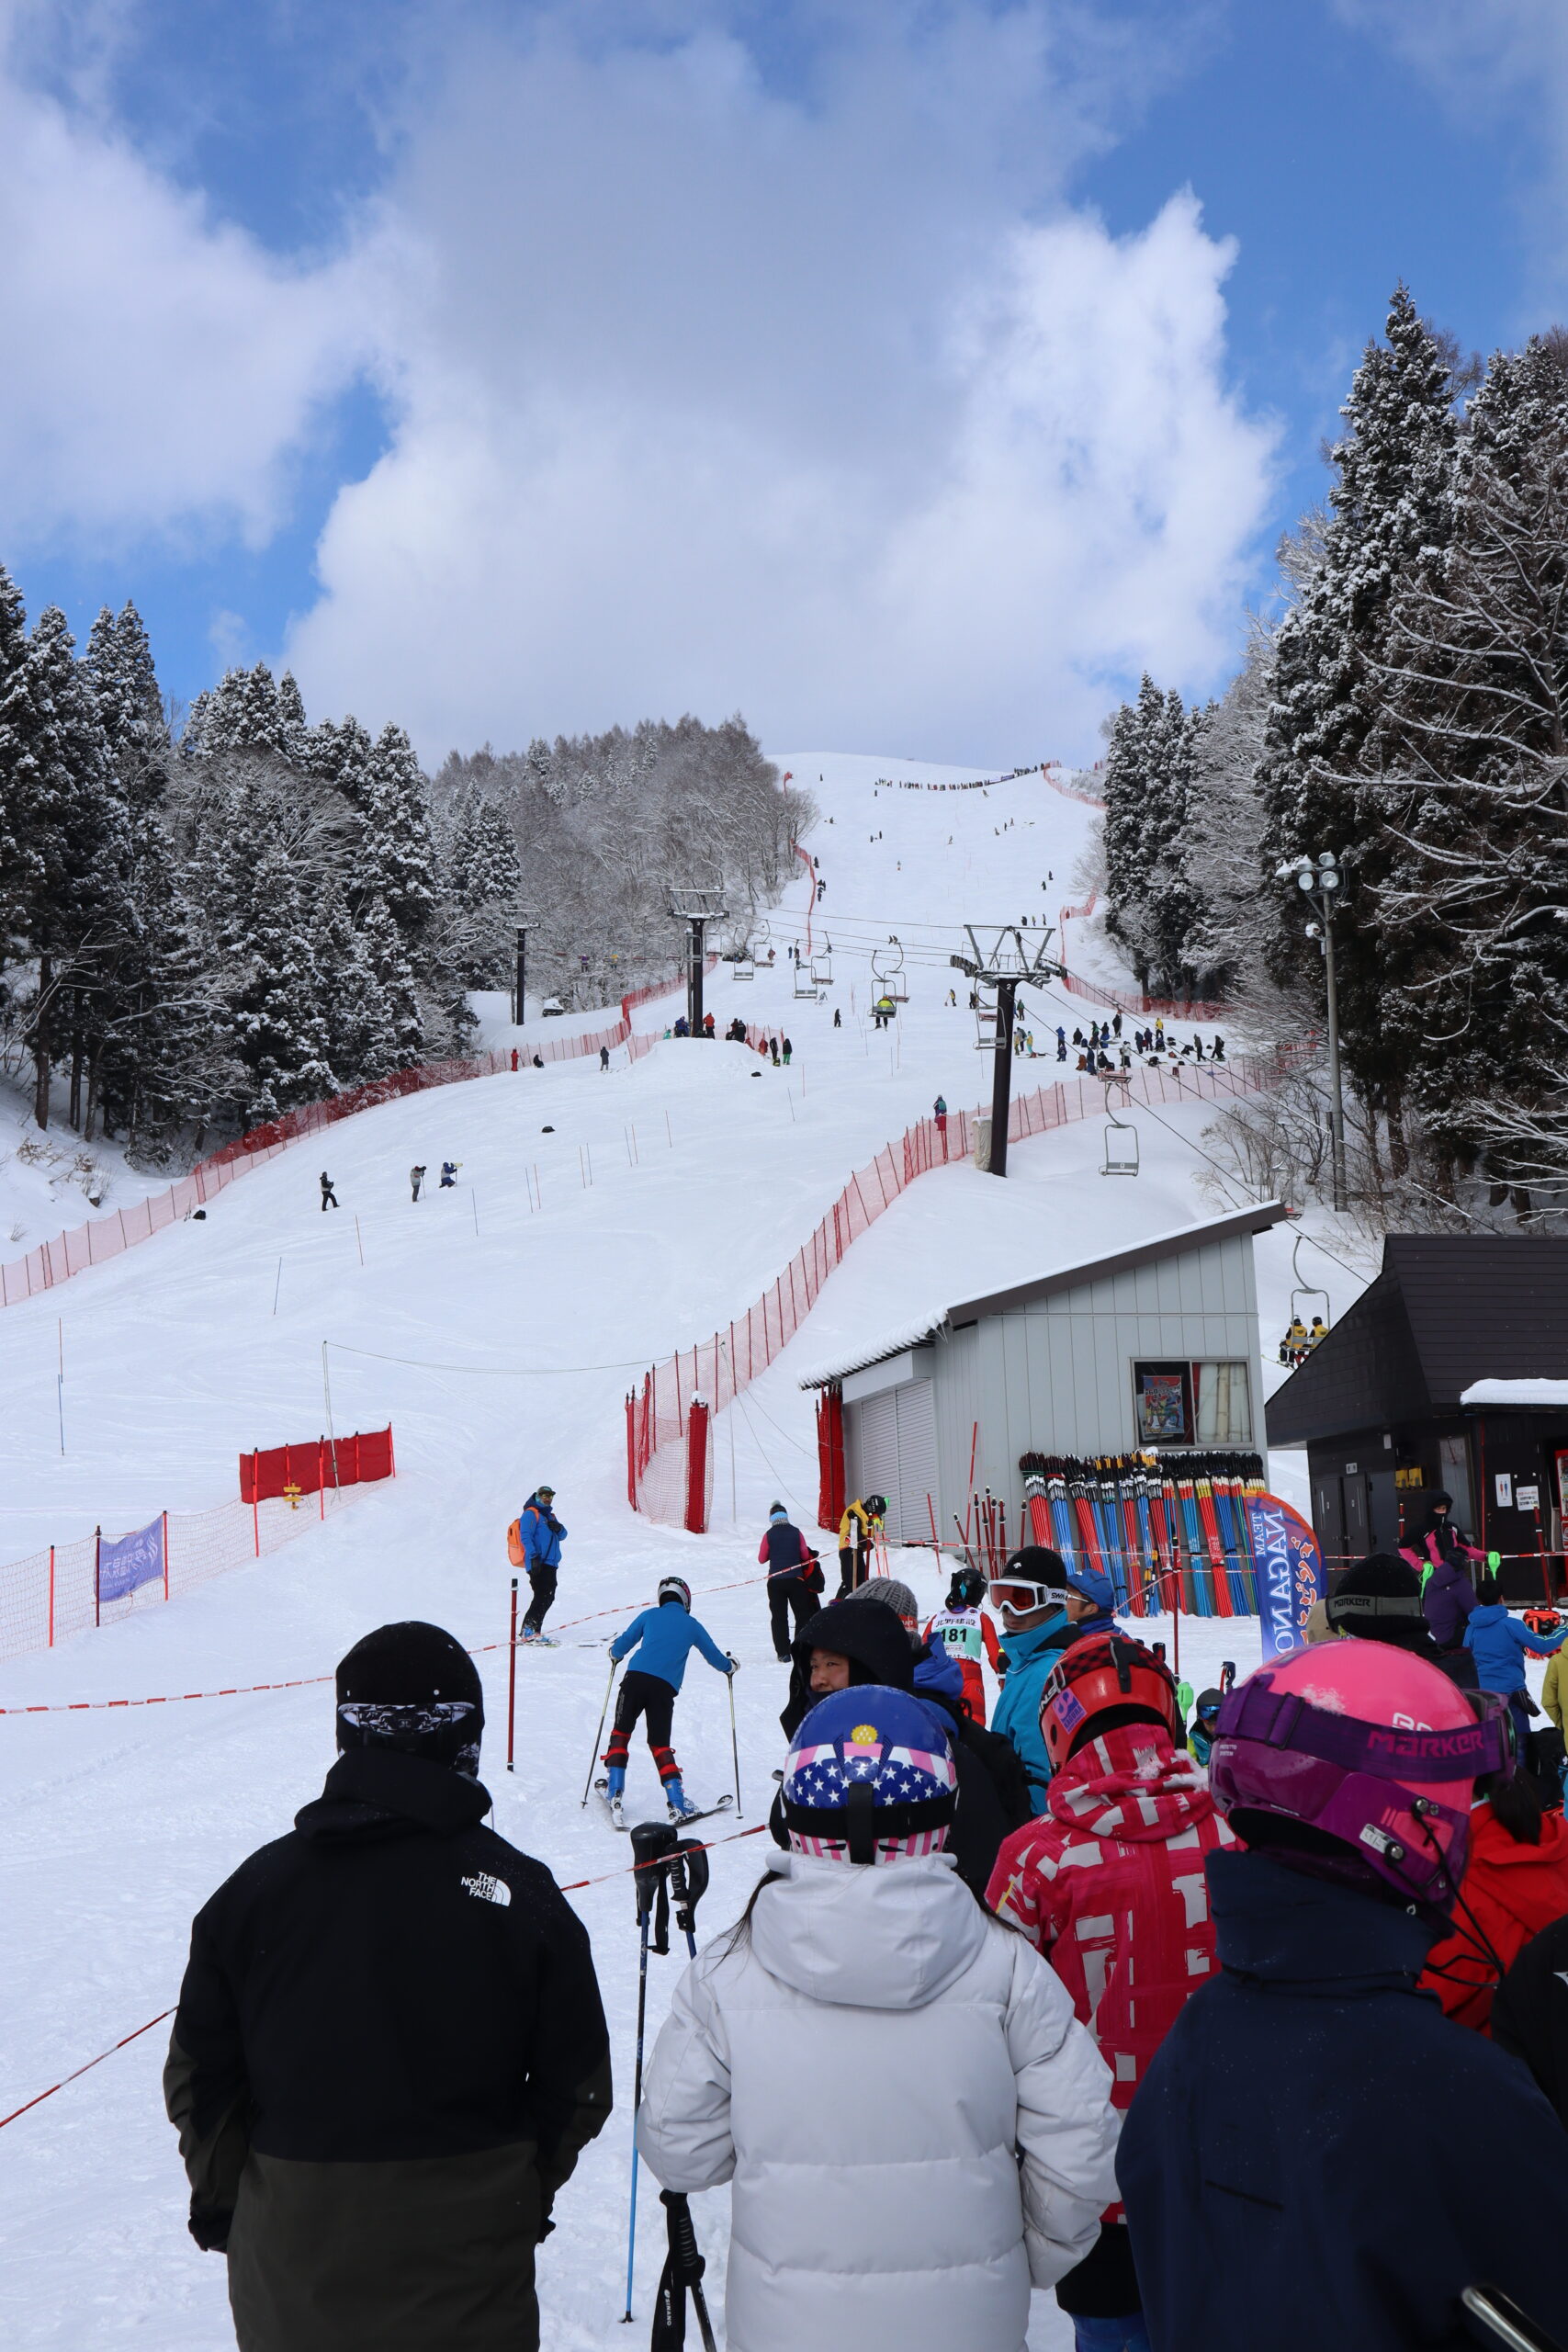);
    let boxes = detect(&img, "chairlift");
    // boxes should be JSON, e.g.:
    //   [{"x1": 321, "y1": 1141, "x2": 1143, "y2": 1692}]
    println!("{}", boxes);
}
[
  {"x1": 733, "y1": 952, "x2": 755, "y2": 981},
  {"x1": 871, "y1": 944, "x2": 908, "y2": 1004},
  {"x1": 1280, "y1": 1232, "x2": 1331, "y2": 1364},
  {"x1": 974, "y1": 1001, "x2": 998, "y2": 1052},
  {"x1": 794, "y1": 961, "x2": 819, "y2": 1000},
  {"x1": 1100, "y1": 1082, "x2": 1140, "y2": 1177},
  {"x1": 809, "y1": 949, "x2": 833, "y2": 987}
]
